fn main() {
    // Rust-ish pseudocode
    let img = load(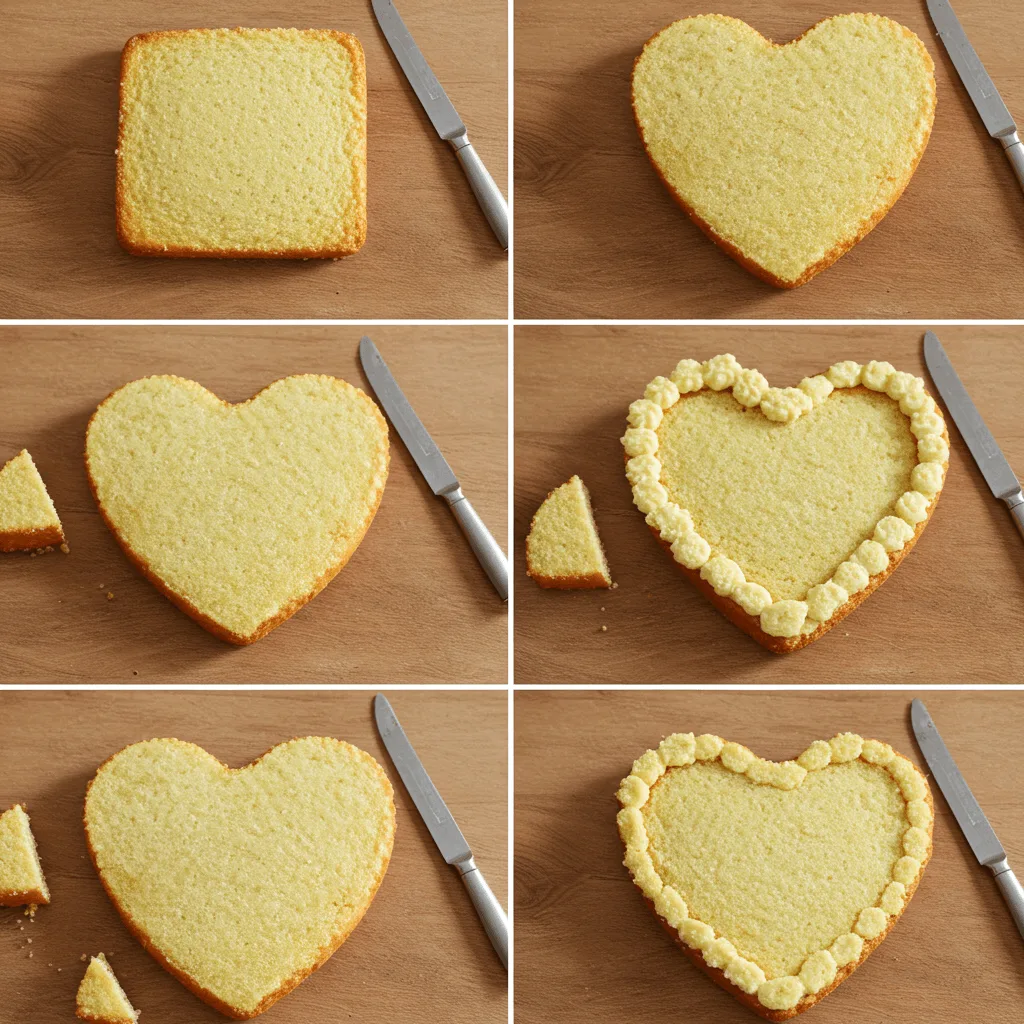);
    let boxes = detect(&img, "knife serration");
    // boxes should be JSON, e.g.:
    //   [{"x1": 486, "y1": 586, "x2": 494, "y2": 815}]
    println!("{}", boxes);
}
[
  {"x1": 374, "y1": 693, "x2": 472, "y2": 865},
  {"x1": 911, "y1": 699, "x2": 1005, "y2": 866},
  {"x1": 923, "y1": 332, "x2": 1021, "y2": 500},
  {"x1": 359, "y1": 336, "x2": 459, "y2": 496},
  {"x1": 371, "y1": 0, "x2": 466, "y2": 141},
  {"x1": 927, "y1": 0, "x2": 1016, "y2": 138}
]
